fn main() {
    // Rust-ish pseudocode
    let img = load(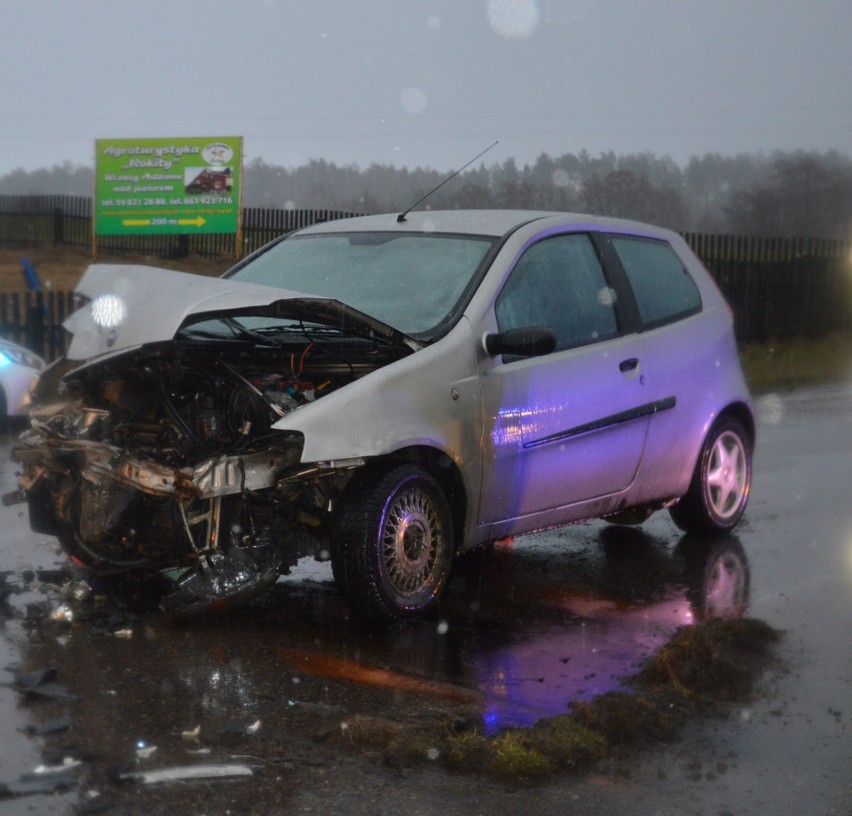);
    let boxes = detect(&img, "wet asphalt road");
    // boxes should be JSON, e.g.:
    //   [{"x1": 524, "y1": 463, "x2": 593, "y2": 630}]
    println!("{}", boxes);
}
[{"x1": 0, "y1": 382, "x2": 850, "y2": 815}]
